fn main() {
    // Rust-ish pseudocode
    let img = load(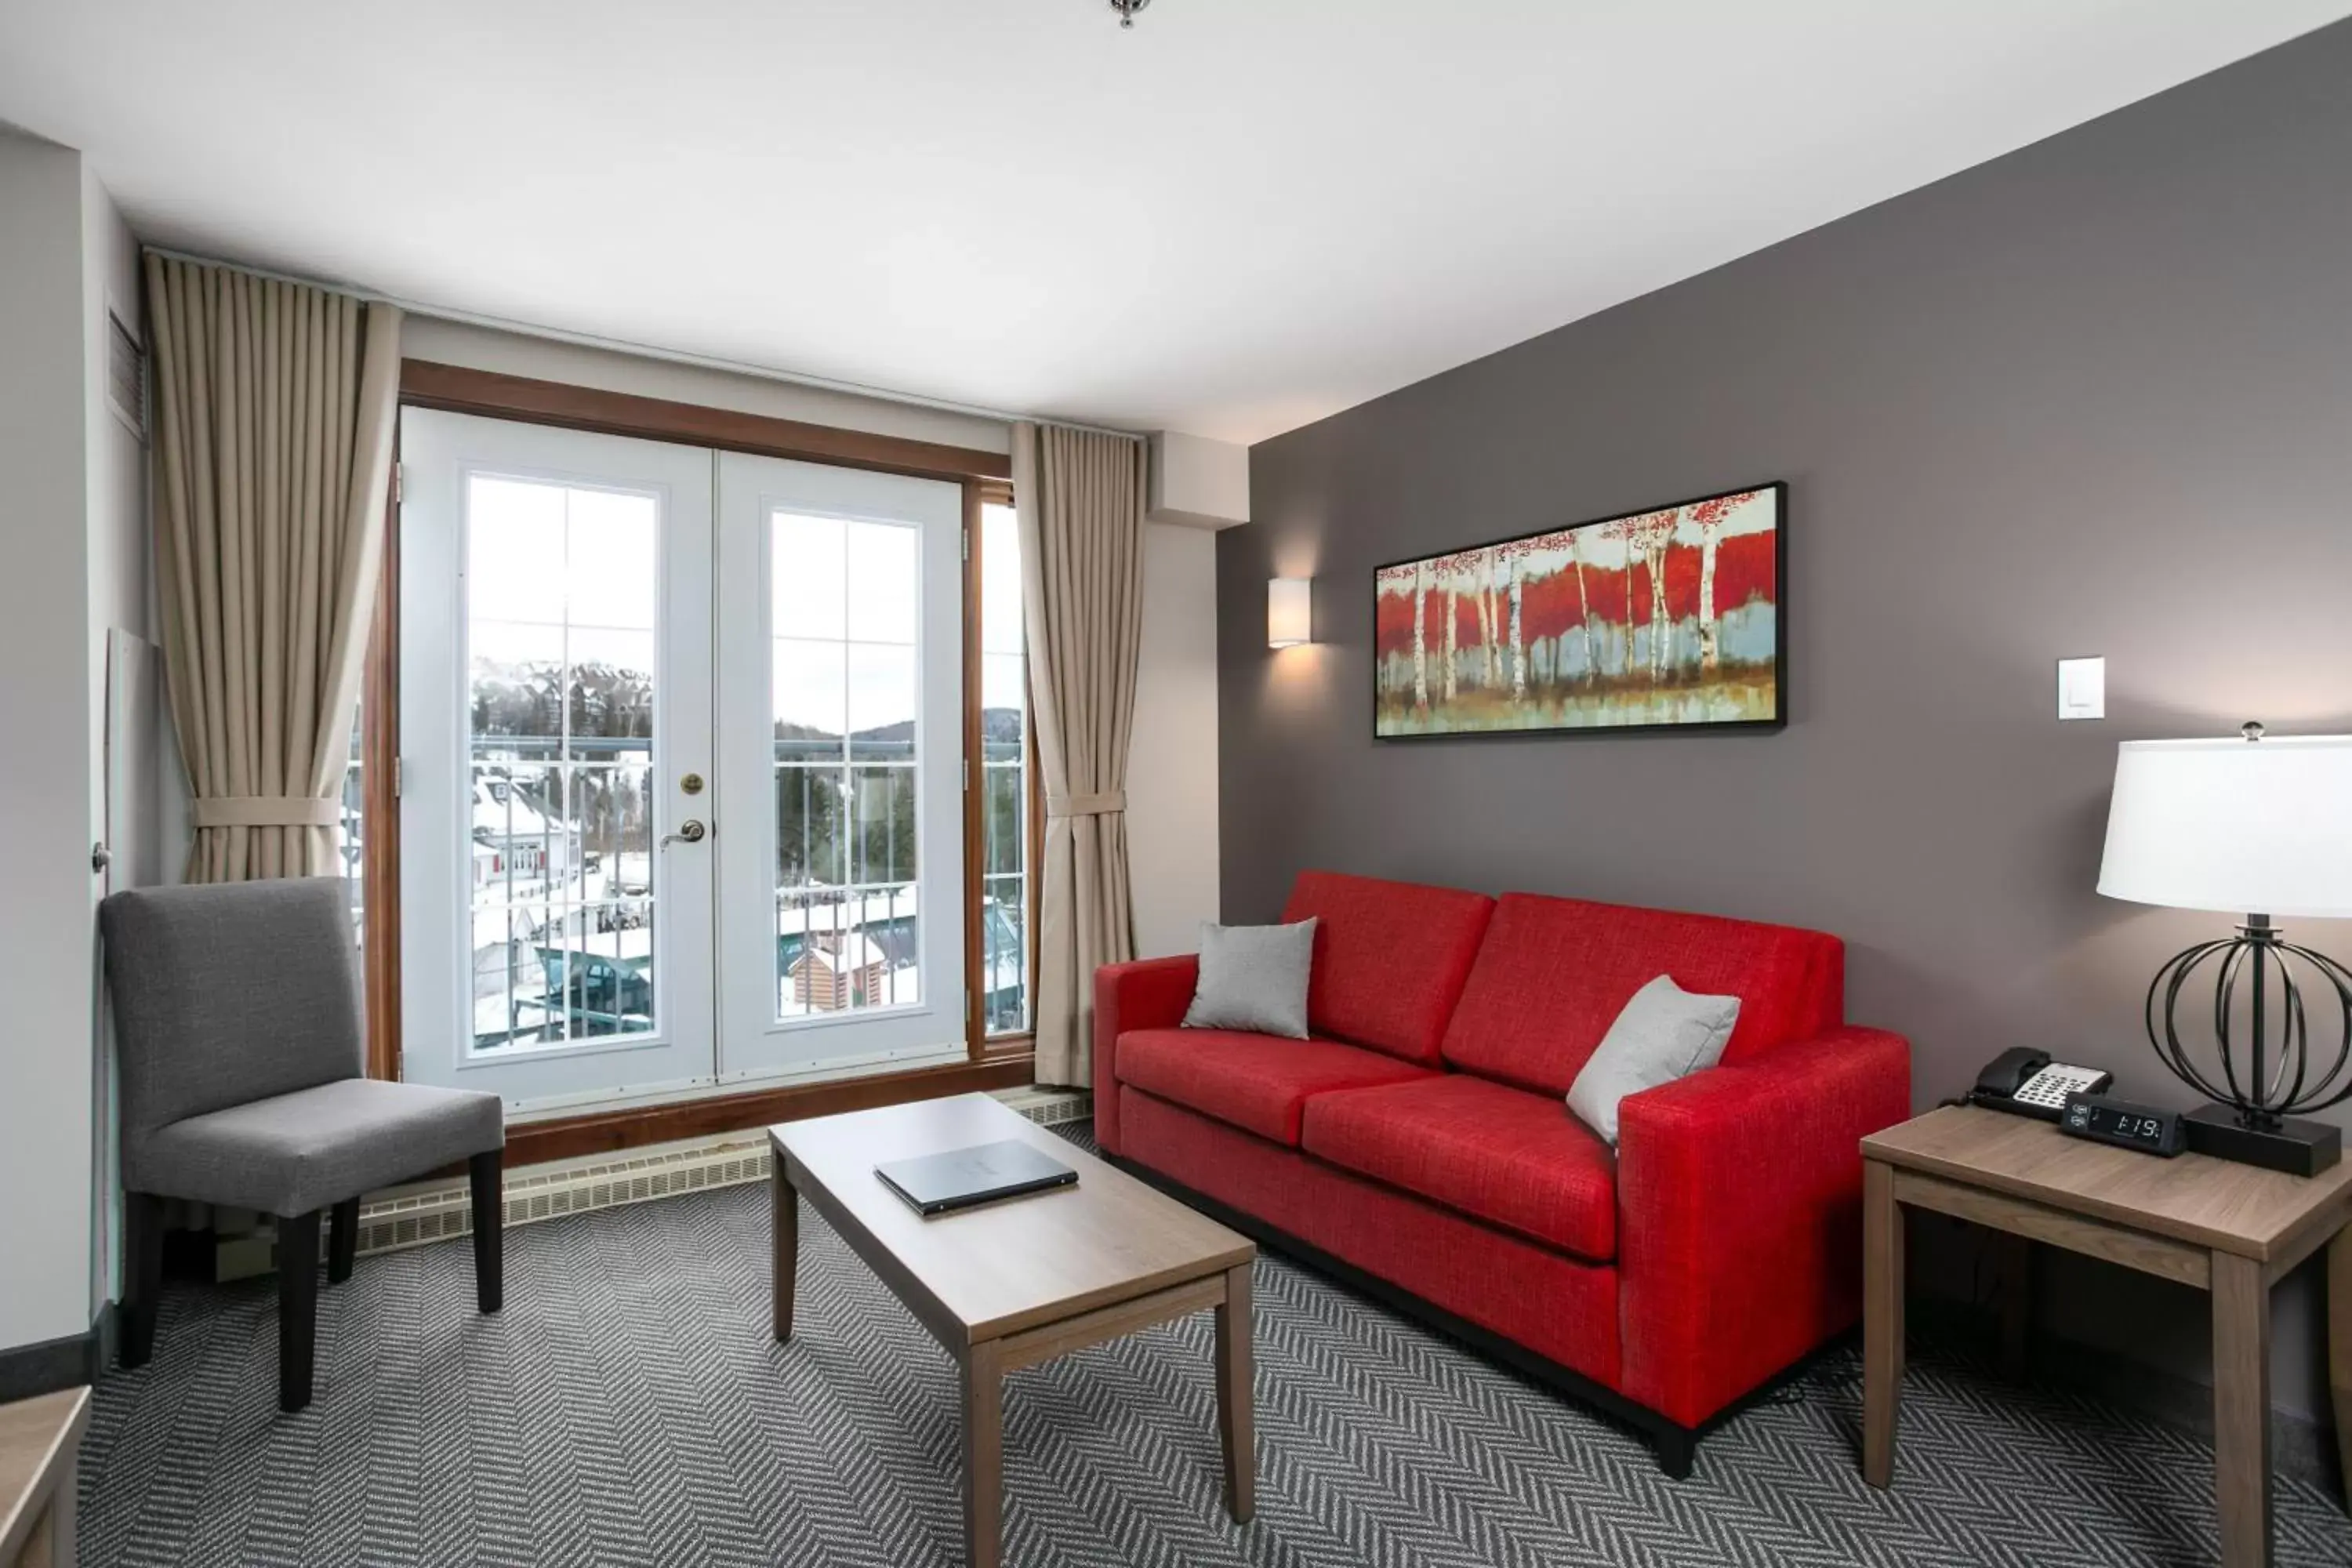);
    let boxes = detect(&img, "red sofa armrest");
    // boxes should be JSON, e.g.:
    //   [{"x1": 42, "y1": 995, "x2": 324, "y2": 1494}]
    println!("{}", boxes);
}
[
  {"x1": 1615, "y1": 1025, "x2": 1911, "y2": 1428},
  {"x1": 1091, "y1": 955, "x2": 1199, "y2": 1155}
]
